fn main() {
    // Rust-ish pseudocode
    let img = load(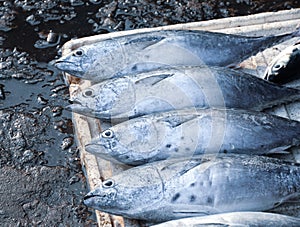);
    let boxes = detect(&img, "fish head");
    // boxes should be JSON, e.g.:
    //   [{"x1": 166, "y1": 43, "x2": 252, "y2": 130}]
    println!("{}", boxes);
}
[
  {"x1": 264, "y1": 43, "x2": 300, "y2": 83},
  {"x1": 85, "y1": 128, "x2": 131, "y2": 163},
  {"x1": 55, "y1": 39, "x2": 129, "y2": 81},
  {"x1": 84, "y1": 165, "x2": 164, "y2": 217},
  {"x1": 54, "y1": 45, "x2": 97, "y2": 78},
  {"x1": 67, "y1": 77, "x2": 136, "y2": 119},
  {"x1": 86, "y1": 117, "x2": 170, "y2": 165},
  {"x1": 67, "y1": 86, "x2": 99, "y2": 117}
]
